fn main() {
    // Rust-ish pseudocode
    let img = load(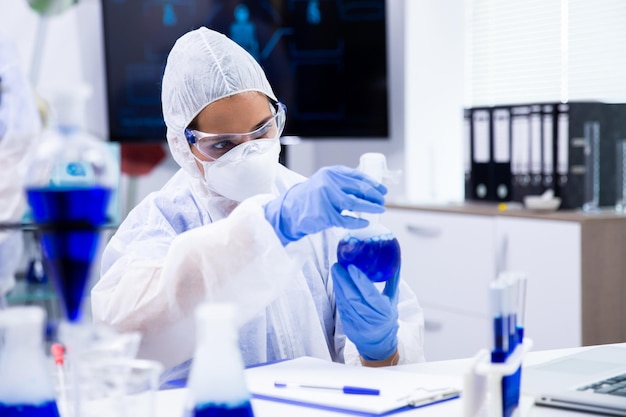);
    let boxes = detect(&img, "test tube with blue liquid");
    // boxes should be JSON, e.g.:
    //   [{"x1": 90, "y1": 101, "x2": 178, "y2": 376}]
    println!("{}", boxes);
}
[{"x1": 490, "y1": 273, "x2": 527, "y2": 417}]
